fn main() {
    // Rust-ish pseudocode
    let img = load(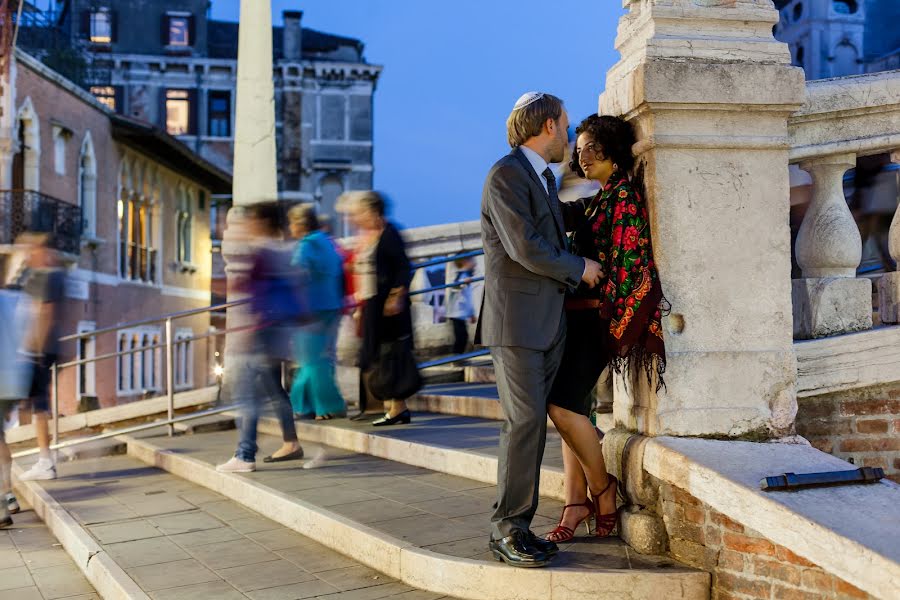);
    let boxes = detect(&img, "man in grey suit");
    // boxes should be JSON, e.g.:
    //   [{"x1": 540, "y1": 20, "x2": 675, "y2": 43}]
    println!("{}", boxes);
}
[{"x1": 478, "y1": 92, "x2": 604, "y2": 567}]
